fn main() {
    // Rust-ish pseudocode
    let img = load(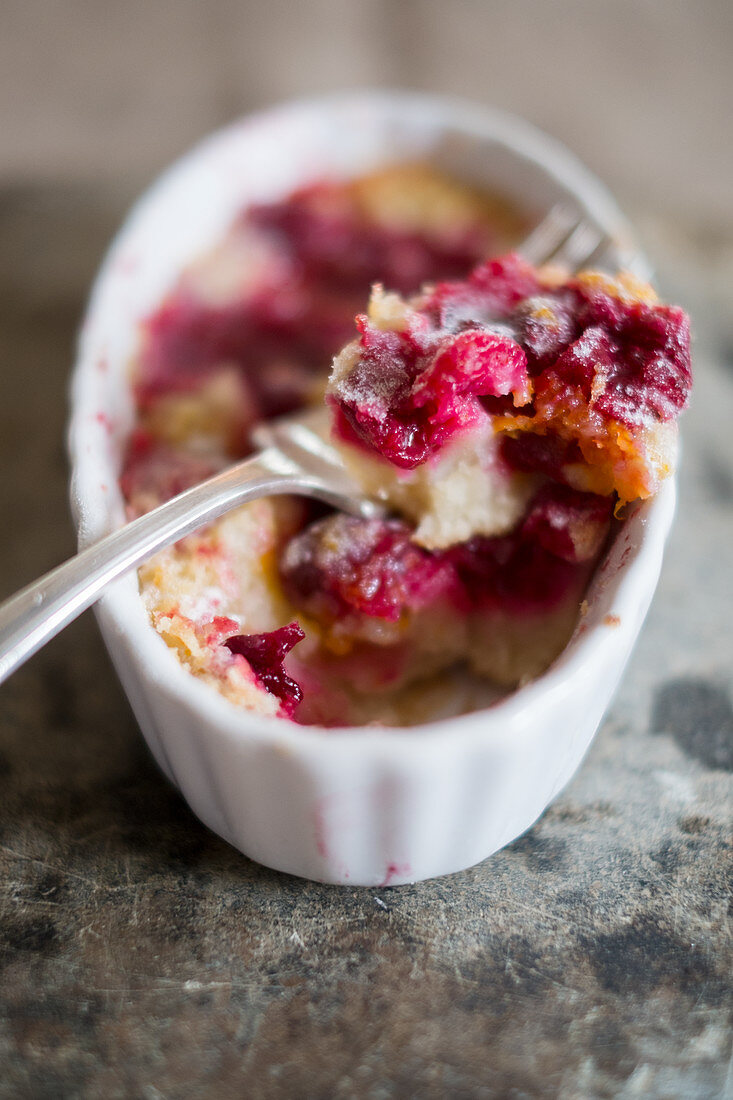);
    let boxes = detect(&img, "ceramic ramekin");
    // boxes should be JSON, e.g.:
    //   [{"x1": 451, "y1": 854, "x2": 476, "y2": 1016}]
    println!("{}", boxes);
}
[{"x1": 68, "y1": 91, "x2": 675, "y2": 886}]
